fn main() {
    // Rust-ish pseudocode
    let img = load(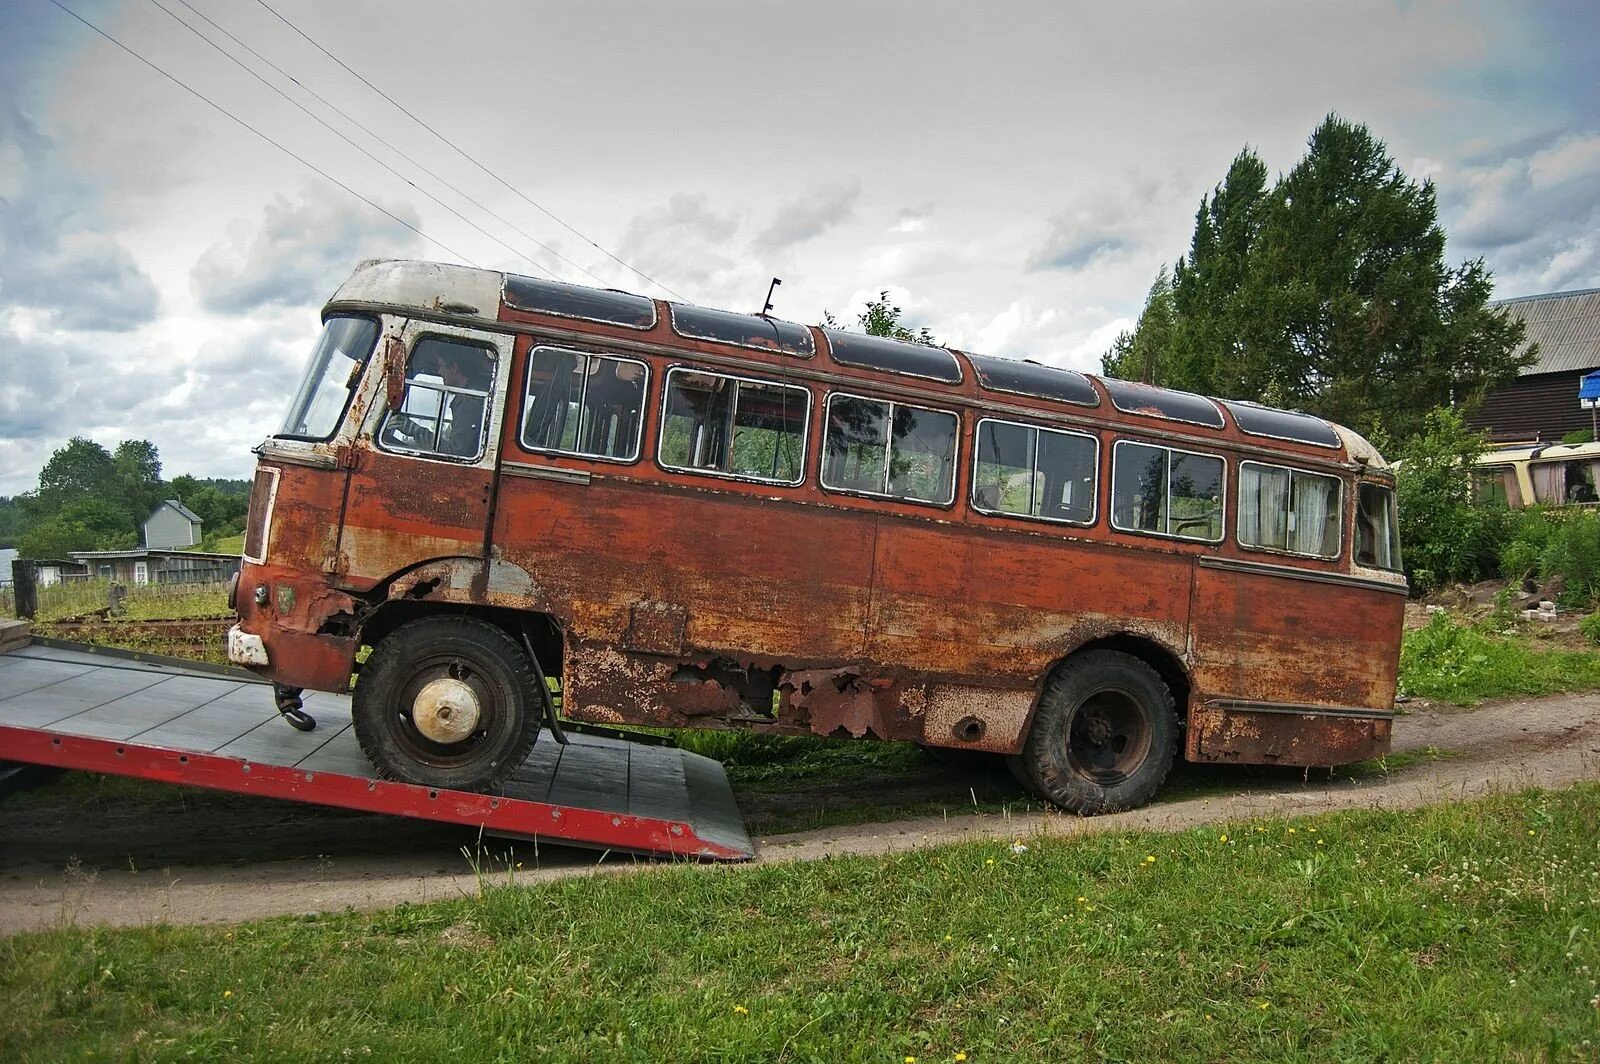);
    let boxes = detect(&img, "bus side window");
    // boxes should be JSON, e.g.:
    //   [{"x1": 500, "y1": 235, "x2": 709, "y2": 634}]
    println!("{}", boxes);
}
[
  {"x1": 972, "y1": 418, "x2": 1097, "y2": 525},
  {"x1": 822, "y1": 394, "x2": 958, "y2": 505},
  {"x1": 659, "y1": 368, "x2": 809, "y2": 484},
  {"x1": 1238, "y1": 461, "x2": 1341, "y2": 558},
  {"x1": 1355, "y1": 483, "x2": 1401, "y2": 570},
  {"x1": 521, "y1": 346, "x2": 649, "y2": 462},
  {"x1": 1110, "y1": 440, "x2": 1224, "y2": 542},
  {"x1": 377, "y1": 336, "x2": 496, "y2": 461}
]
